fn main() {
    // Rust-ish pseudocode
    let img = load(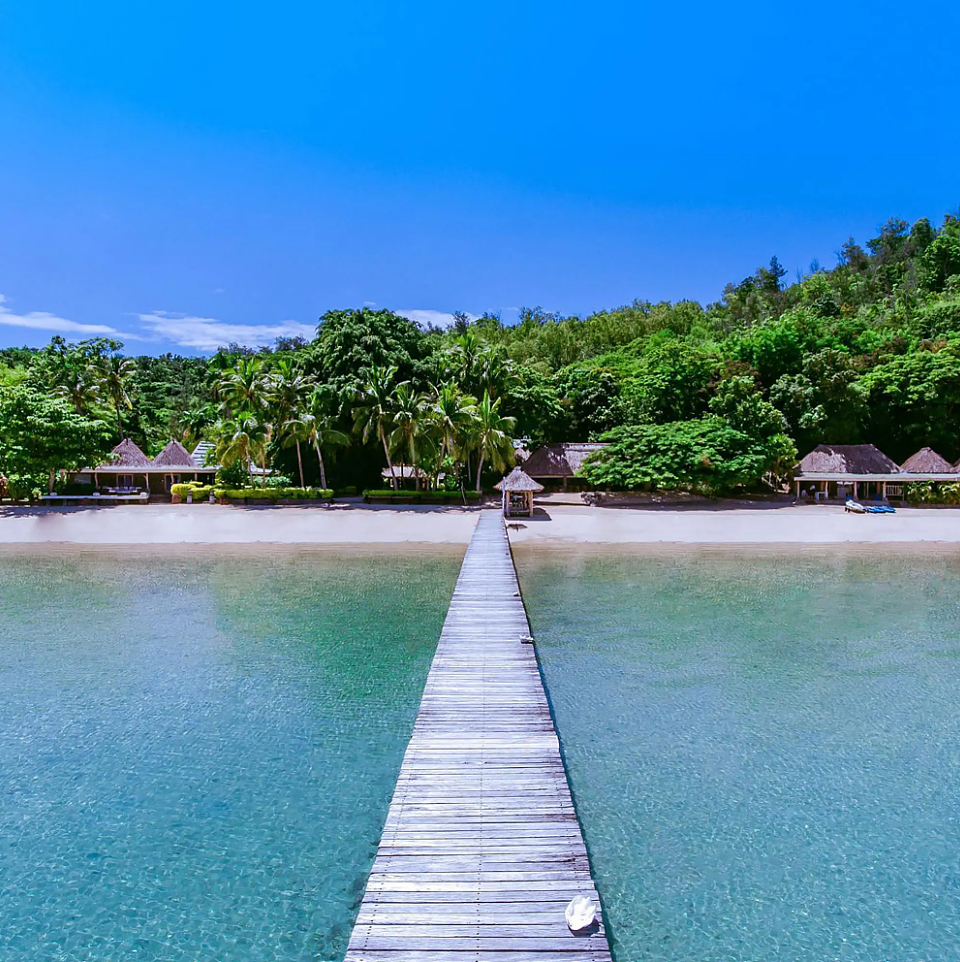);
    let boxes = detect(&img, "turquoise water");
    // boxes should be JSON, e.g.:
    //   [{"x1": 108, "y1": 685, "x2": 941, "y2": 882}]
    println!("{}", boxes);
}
[
  {"x1": 517, "y1": 547, "x2": 960, "y2": 962},
  {"x1": 0, "y1": 548, "x2": 459, "y2": 962}
]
